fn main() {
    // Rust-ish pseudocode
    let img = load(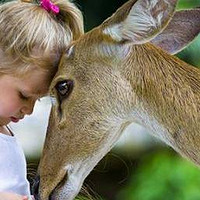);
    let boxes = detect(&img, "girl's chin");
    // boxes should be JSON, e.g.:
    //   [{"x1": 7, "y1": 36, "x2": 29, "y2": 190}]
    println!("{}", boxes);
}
[{"x1": 0, "y1": 117, "x2": 12, "y2": 126}]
